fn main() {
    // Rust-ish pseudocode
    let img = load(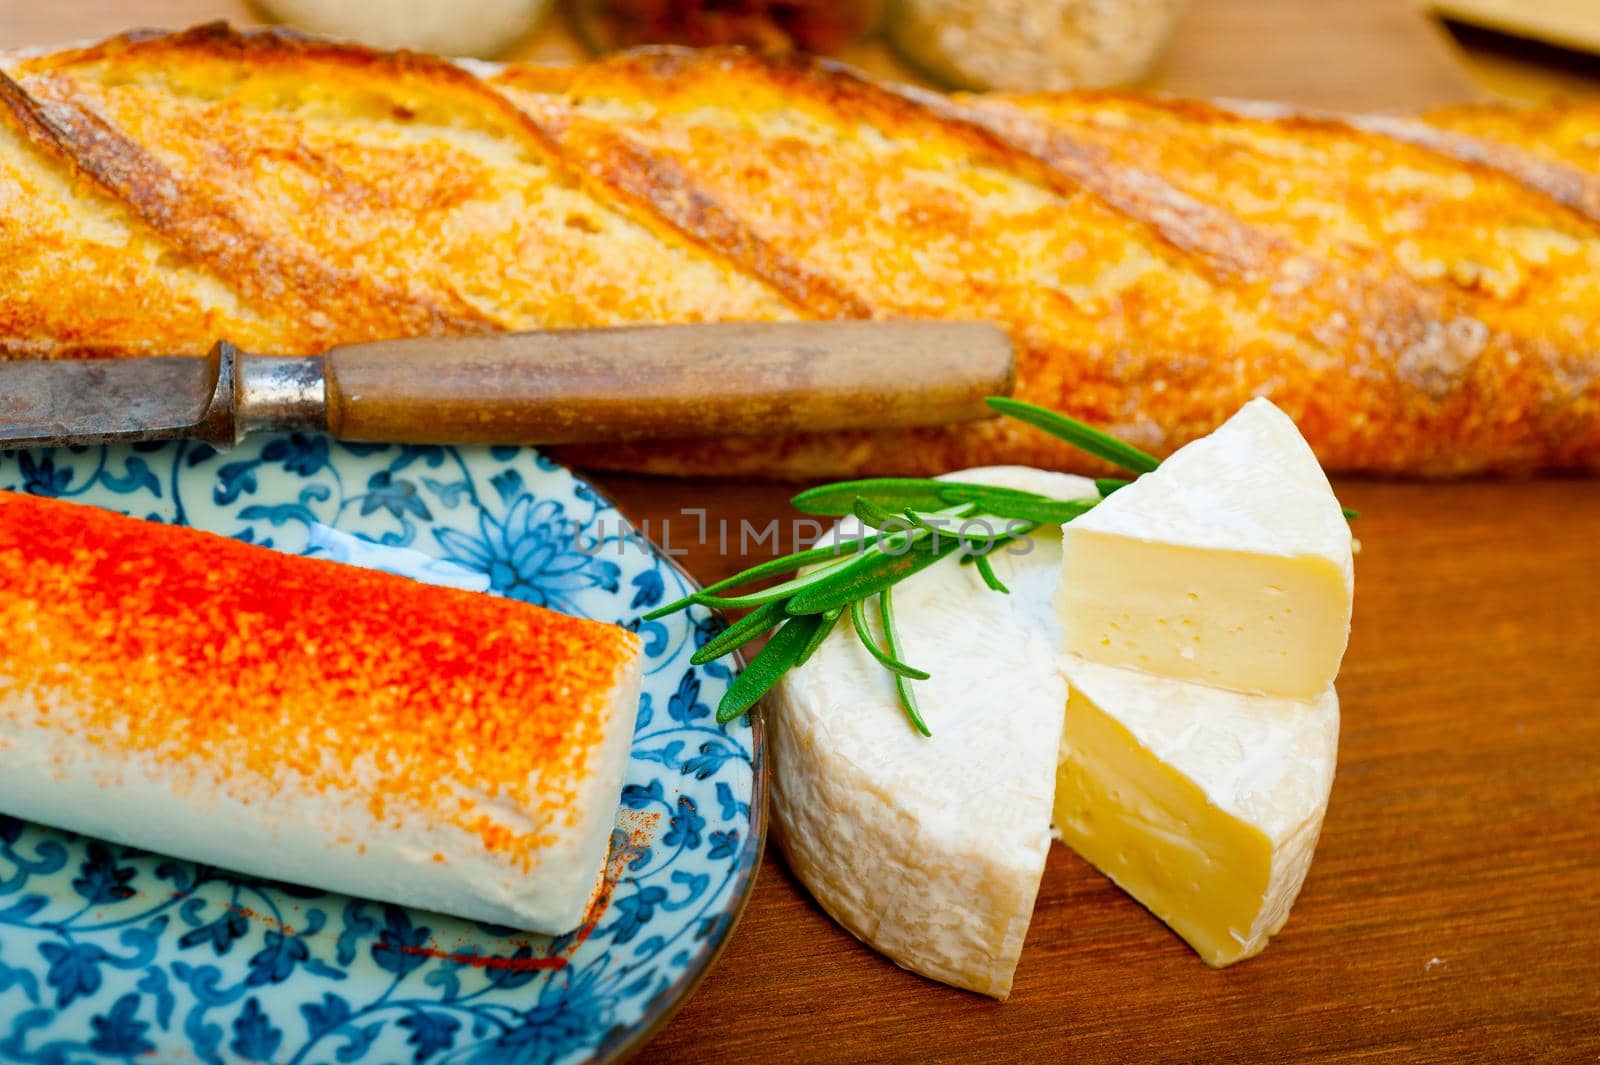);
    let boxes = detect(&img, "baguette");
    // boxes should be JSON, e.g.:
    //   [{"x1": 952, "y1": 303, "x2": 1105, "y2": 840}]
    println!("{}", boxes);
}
[{"x1": 2, "y1": 23, "x2": 1597, "y2": 476}]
